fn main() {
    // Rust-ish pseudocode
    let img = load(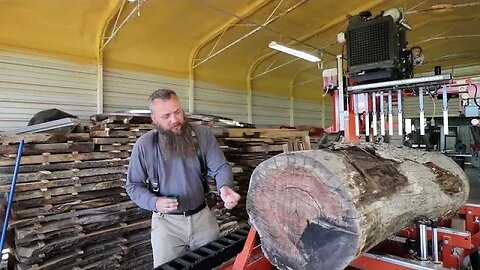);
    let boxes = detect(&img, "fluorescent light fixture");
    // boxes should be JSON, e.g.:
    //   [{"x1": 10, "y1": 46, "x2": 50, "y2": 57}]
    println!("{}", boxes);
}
[{"x1": 268, "y1": 41, "x2": 321, "y2": 62}]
